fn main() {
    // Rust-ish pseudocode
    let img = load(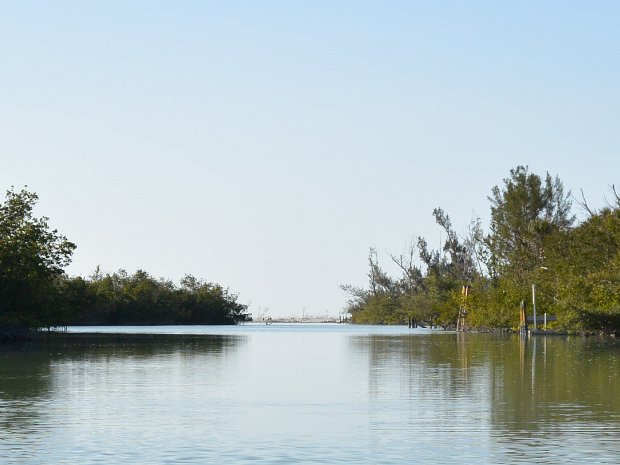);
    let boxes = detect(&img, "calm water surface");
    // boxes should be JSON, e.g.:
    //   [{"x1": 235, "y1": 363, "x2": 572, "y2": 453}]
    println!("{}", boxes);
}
[{"x1": 1, "y1": 324, "x2": 619, "y2": 464}]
